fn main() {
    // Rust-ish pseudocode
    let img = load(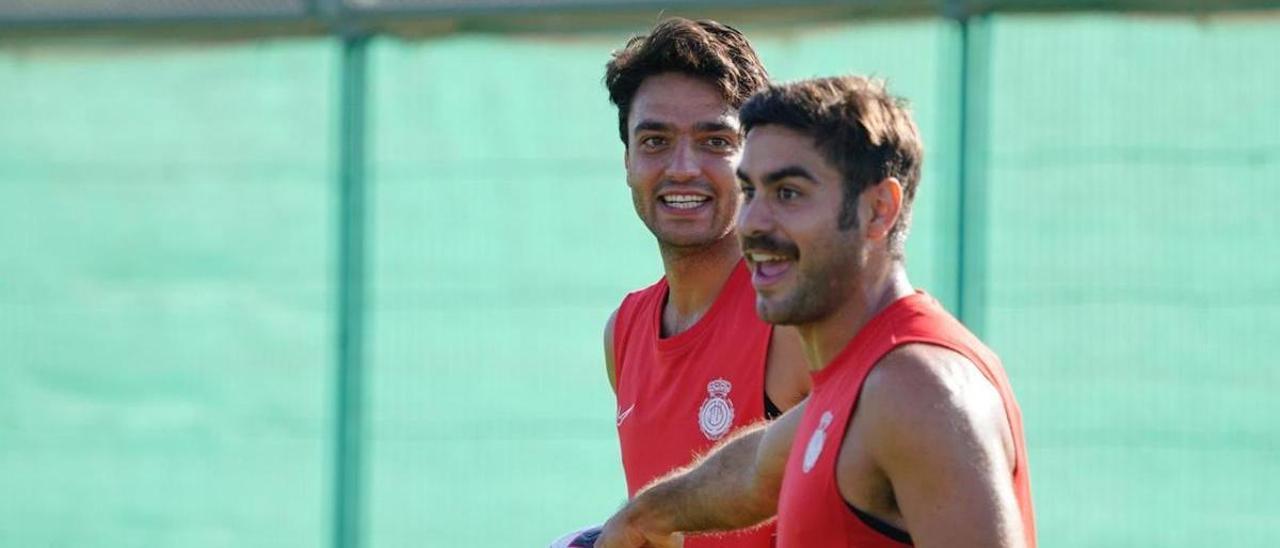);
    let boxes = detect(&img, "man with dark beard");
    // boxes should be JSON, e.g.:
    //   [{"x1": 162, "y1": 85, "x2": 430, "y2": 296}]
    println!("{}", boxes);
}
[
  {"x1": 596, "y1": 76, "x2": 1036, "y2": 548},
  {"x1": 597, "y1": 18, "x2": 811, "y2": 548}
]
